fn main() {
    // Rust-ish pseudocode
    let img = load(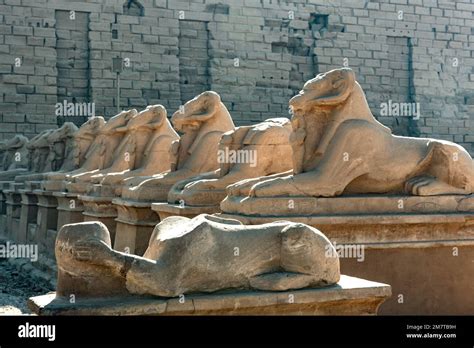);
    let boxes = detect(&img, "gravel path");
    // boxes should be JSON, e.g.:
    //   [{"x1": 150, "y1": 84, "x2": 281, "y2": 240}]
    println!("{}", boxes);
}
[{"x1": 0, "y1": 257, "x2": 53, "y2": 315}]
